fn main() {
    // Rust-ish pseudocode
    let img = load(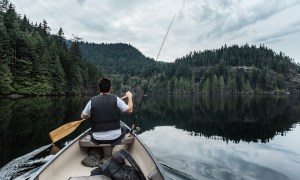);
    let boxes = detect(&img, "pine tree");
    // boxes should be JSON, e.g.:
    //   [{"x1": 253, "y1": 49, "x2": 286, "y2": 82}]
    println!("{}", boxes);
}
[
  {"x1": 48, "y1": 41, "x2": 66, "y2": 95},
  {"x1": 0, "y1": 63, "x2": 13, "y2": 93},
  {"x1": 212, "y1": 74, "x2": 218, "y2": 94},
  {"x1": 56, "y1": 28, "x2": 67, "y2": 50},
  {"x1": 42, "y1": 19, "x2": 51, "y2": 35},
  {"x1": 65, "y1": 41, "x2": 83, "y2": 94},
  {"x1": 226, "y1": 74, "x2": 237, "y2": 94},
  {"x1": 219, "y1": 76, "x2": 225, "y2": 94},
  {"x1": 4, "y1": 3, "x2": 20, "y2": 76},
  {"x1": 245, "y1": 79, "x2": 252, "y2": 94},
  {"x1": 202, "y1": 77, "x2": 210, "y2": 94}
]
